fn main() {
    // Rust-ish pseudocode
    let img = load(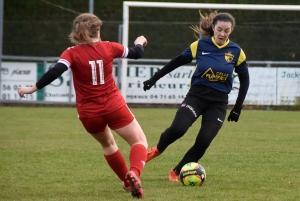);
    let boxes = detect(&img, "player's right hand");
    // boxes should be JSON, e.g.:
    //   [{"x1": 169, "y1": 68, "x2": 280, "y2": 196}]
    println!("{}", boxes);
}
[
  {"x1": 134, "y1": 35, "x2": 147, "y2": 47},
  {"x1": 143, "y1": 79, "x2": 156, "y2": 91},
  {"x1": 18, "y1": 85, "x2": 38, "y2": 98},
  {"x1": 227, "y1": 106, "x2": 242, "y2": 122}
]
